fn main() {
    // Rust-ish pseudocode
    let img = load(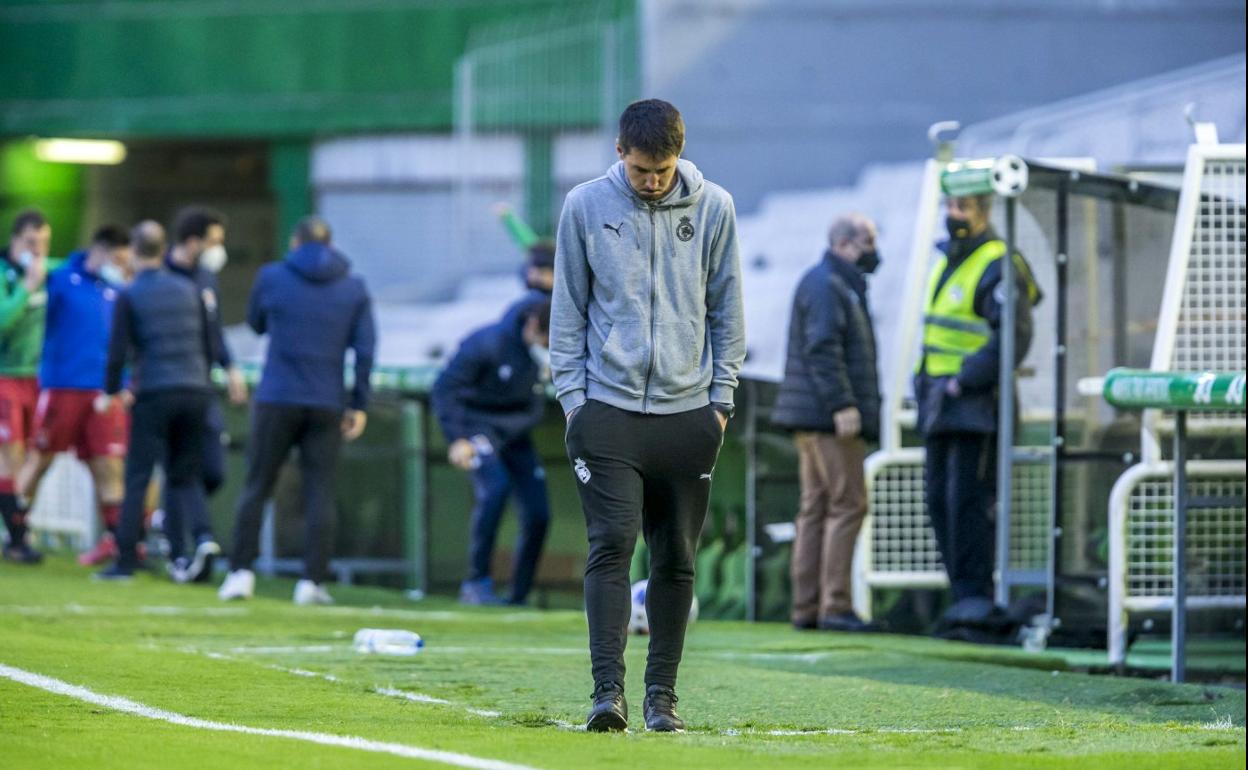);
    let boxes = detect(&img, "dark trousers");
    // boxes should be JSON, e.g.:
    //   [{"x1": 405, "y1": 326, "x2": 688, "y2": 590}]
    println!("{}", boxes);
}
[
  {"x1": 229, "y1": 403, "x2": 342, "y2": 583},
  {"x1": 565, "y1": 400, "x2": 723, "y2": 689},
  {"x1": 200, "y1": 400, "x2": 227, "y2": 496},
  {"x1": 159, "y1": 399, "x2": 225, "y2": 540},
  {"x1": 467, "y1": 435, "x2": 550, "y2": 604},
  {"x1": 924, "y1": 432, "x2": 997, "y2": 602},
  {"x1": 117, "y1": 390, "x2": 211, "y2": 566}
]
